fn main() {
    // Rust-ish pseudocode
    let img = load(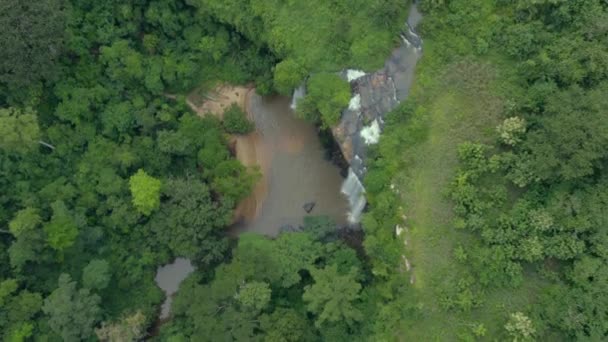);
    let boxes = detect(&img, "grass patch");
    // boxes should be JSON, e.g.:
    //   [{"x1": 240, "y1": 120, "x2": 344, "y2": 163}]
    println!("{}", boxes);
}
[{"x1": 389, "y1": 46, "x2": 549, "y2": 339}]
